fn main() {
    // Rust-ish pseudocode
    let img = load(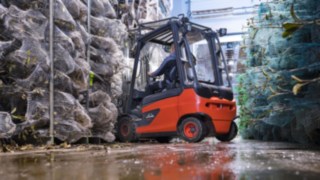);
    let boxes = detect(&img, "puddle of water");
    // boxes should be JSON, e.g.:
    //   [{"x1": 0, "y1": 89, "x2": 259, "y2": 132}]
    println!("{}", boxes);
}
[{"x1": 0, "y1": 140, "x2": 320, "y2": 180}]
